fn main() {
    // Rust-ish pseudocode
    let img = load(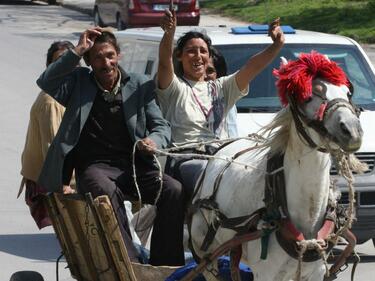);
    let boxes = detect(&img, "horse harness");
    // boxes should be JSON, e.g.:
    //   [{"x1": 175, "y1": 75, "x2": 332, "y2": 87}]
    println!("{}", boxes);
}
[
  {"x1": 185, "y1": 149, "x2": 359, "y2": 281},
  {"x1": 288, "y1": 81, "x2": 361, "y2": 152}
]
